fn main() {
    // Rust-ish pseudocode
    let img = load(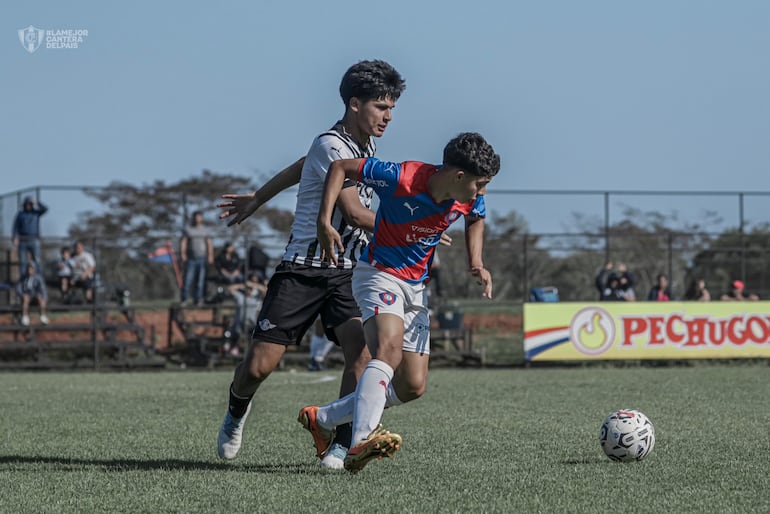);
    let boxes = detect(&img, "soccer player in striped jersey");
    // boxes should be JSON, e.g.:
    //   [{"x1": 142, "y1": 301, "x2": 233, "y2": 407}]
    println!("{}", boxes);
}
[
  {"x1": 299, "y1": 132, "x2": 500, "y2": 472},
  {"x1": 216, "y1": 60, "x2": 406, "y2": 468}
]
